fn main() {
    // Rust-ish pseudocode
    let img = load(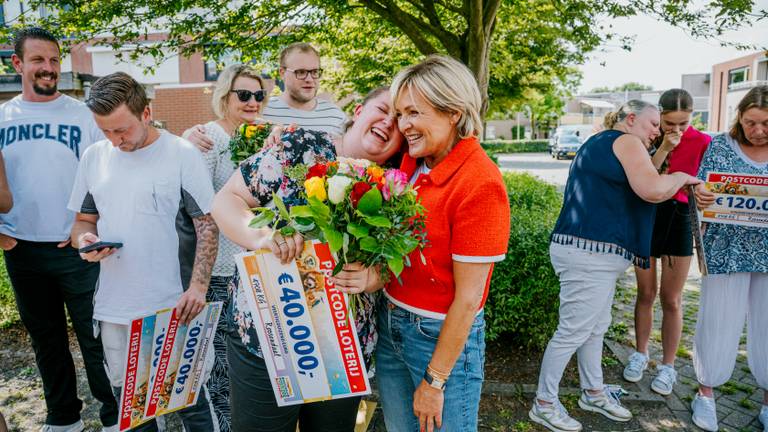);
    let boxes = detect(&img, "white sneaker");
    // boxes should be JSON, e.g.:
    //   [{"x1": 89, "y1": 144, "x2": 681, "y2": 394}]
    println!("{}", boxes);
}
[
  {"x1": 578, "y1": 388, "x2": 633, "y2": 422},
  {"x1": 40, "y1": 420, "x2": 85, "y2": 432},
  {"x1": 691, "y1": 393, "x2": 718, "y2": 432},
  {"x1": 529, "y1": 399, "x2": 583, "y2": 432},
  {"x1": 651, "y1": 364, "x2": 677, "y2": 396},
  {"x1": 623, "y1": 351, "x2": 648, "y2": 383},
  {"x1": 759, "y1": 405, "x2": 767, "y2": 432}
]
